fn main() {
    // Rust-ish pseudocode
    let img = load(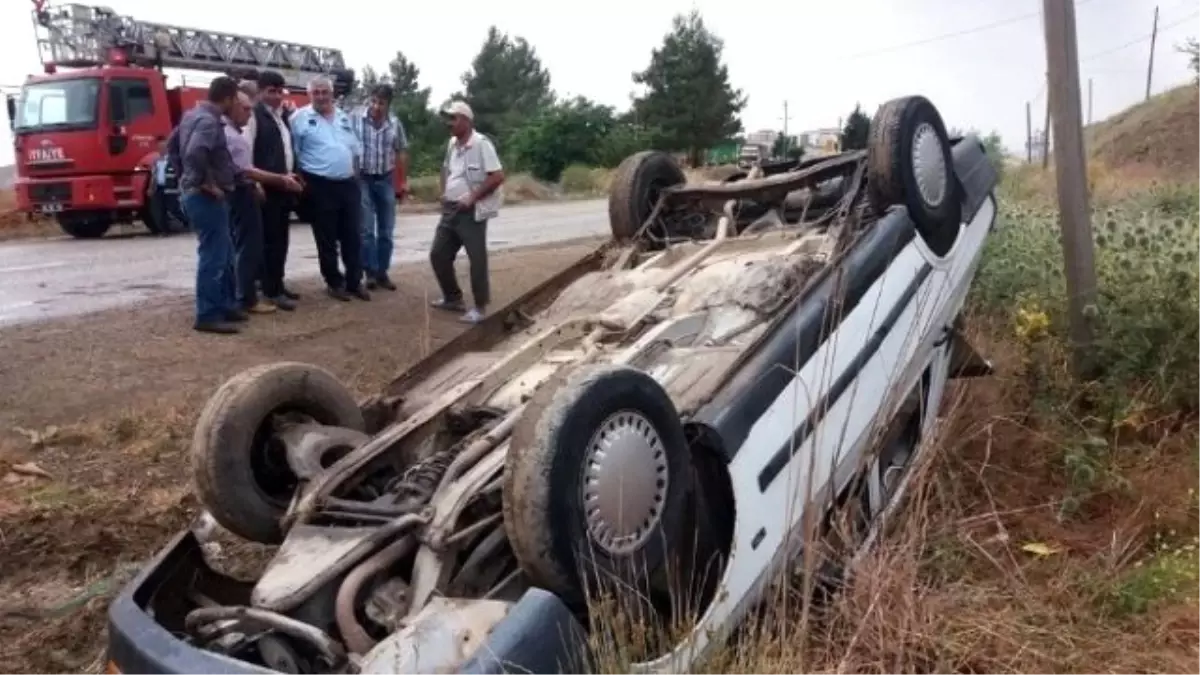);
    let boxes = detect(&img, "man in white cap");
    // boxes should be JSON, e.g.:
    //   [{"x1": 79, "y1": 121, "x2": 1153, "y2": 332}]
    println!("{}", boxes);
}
[{"x1": 428, "y1": 100, "x2": 505, "y2": 324}]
